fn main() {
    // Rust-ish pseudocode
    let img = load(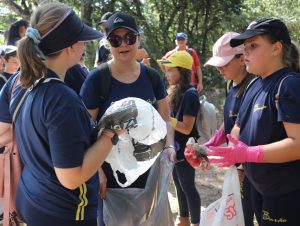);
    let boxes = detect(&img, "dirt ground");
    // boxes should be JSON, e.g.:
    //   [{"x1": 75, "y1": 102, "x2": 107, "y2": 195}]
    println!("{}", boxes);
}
[{"x1": 168, "y1": 165, "x2": 225, "y2": 220}]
